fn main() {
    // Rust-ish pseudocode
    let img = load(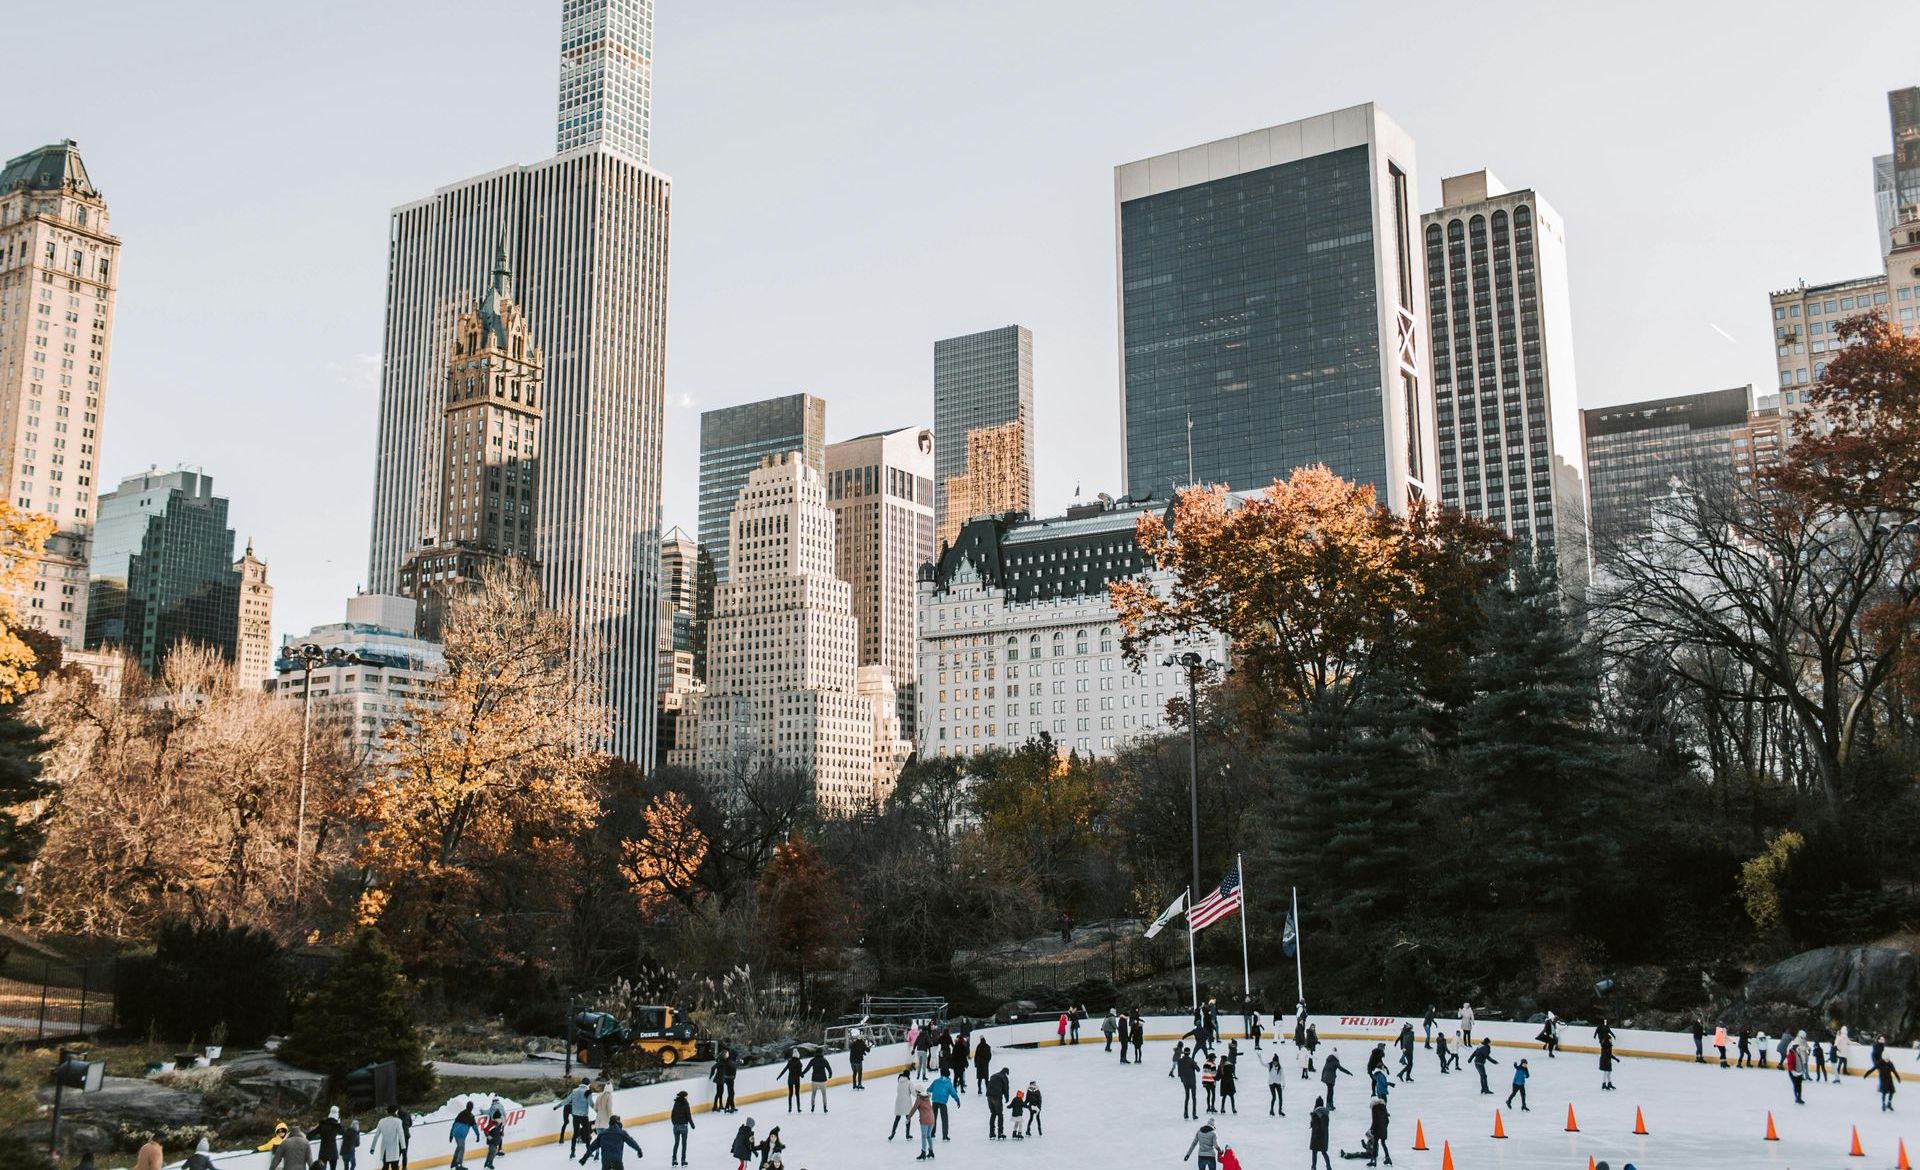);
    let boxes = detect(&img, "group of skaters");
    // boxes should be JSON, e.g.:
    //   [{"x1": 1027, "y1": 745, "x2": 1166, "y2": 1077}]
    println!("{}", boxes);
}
[{"x1": 1690, "y1": 1018, "x2": 1907, "y2": 1109}]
